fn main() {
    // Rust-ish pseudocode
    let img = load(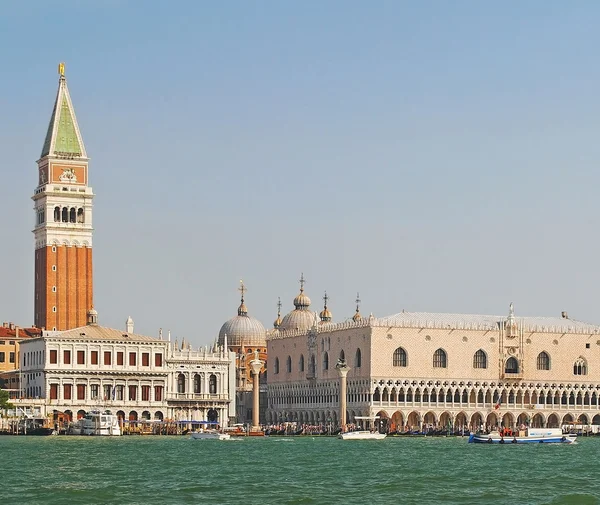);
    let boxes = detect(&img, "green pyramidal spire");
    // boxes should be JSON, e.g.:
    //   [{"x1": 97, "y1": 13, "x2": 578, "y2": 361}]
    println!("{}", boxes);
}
[{"x1": 40, "y1": 65, "x2": 87, "y2": 159}]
